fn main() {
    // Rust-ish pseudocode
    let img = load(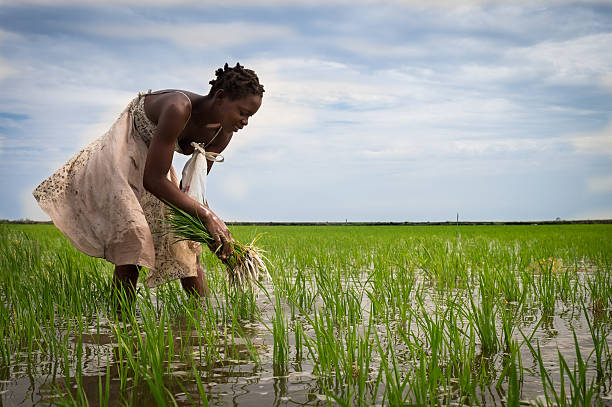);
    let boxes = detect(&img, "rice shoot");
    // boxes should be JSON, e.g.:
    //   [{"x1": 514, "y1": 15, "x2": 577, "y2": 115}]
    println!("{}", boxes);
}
[{"x1": 164, "y1": 203, "x2": 270, "y2": 285}]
